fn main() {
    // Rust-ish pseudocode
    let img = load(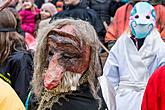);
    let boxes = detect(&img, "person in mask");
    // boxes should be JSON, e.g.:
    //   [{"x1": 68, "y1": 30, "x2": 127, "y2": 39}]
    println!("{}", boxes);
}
[
  {"x1": 105, "y1": 0, "x2": 165, "y2": 50},
  {"x1": 27, "y1": 18, "x2": 107, "y2": 110},
  {"x1": 99, "y1": 2, "x2": 165, "y2": 110}
]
